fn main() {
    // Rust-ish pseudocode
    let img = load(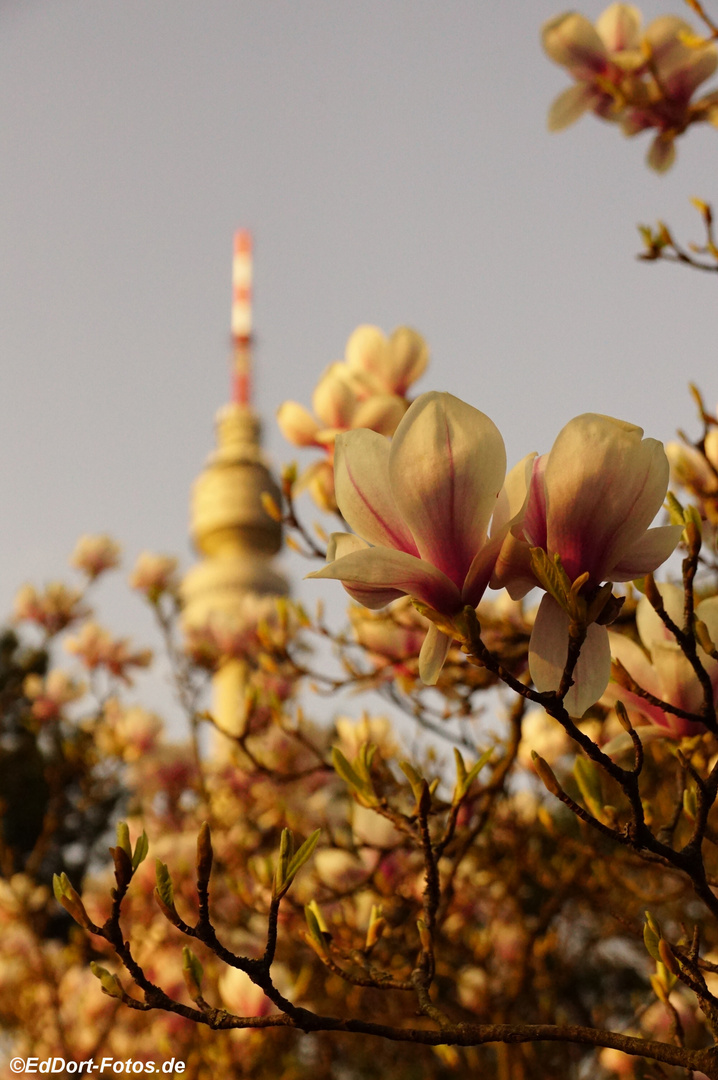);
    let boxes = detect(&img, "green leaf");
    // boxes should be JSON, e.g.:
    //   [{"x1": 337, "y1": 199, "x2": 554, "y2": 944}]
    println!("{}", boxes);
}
[
  {"x1": 155, "y1": 859, "x2": 175, "y2": 908},
  {"x1": 529, "y1": 548, "x2": 572, "y2": 612},
  {"x1": 132, "y1": 830, "x2": 149, "y2": 870},
  {"x1": 182, "y1": 946, "x2": 204, "y2": 984},
  {"x1": 332, "y1": 747, "x2": 366, "y2": 792},
  {"x1": 644, "y1": 912, "x2": 662, "y2": 962},
  {"x1": 285, "y1": 828, "x2": 321, "y2": 885},
  {"x1": 462, "y1": 748, "x2": 493, "y2": 793},
  {"x1": 453, "y1": 748, "x2": 467, "y2": 789},
  {"x1": 116, "y1": 821, "x2": 132, "y2": 859}
]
